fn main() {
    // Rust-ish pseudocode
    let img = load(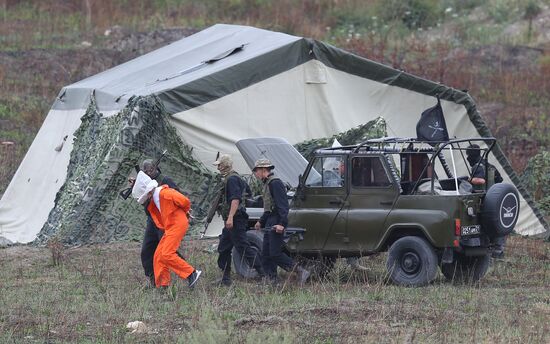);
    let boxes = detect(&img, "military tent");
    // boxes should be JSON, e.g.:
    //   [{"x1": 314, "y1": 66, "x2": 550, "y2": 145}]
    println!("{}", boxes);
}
[{"x1": 0, "y1": 24, "x2": 547, "y2": 244}]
